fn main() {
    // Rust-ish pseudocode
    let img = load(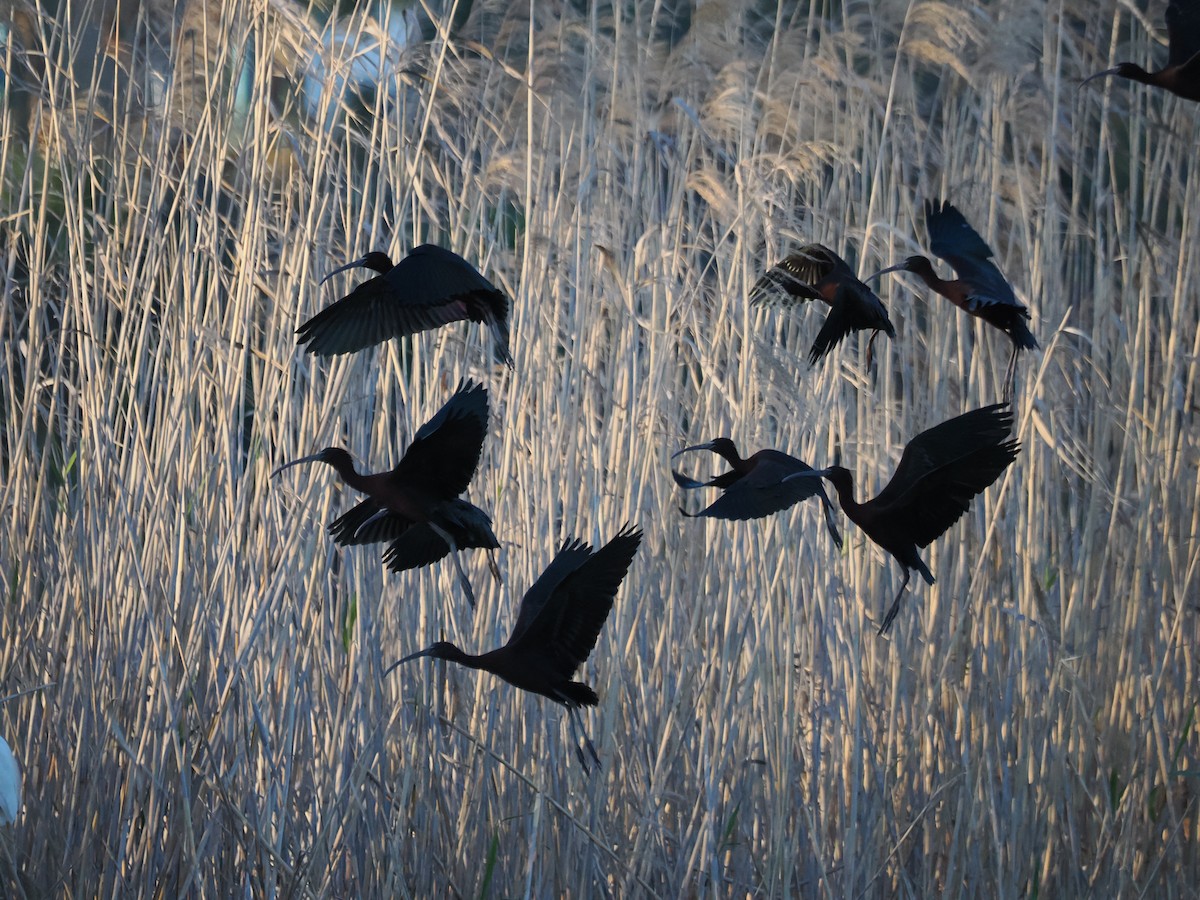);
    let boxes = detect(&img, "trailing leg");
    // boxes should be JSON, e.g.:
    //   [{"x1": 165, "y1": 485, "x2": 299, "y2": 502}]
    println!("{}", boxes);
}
[
  {"x1": 878, "y1": 567, "x2": 912, "y2": 634},
  {"x1": 429, "y1": 522, "x2": 477, "y2": 610}
]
